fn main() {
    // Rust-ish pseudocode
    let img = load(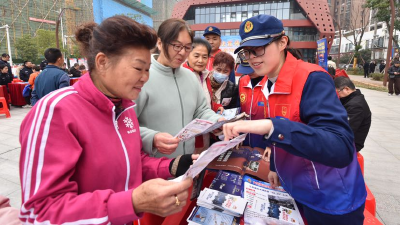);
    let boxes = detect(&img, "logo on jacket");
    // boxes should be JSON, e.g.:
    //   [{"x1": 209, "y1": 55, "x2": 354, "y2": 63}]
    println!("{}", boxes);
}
[
  {"x1": 123, "y1": 117, "x2": 136, "y2": 134},
  {"x1": 240, "y1": 93, "x2": 246, "y2": 104},
  {"x1": 282, "y1": 106, "x2": 287, "y2": 116}
]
